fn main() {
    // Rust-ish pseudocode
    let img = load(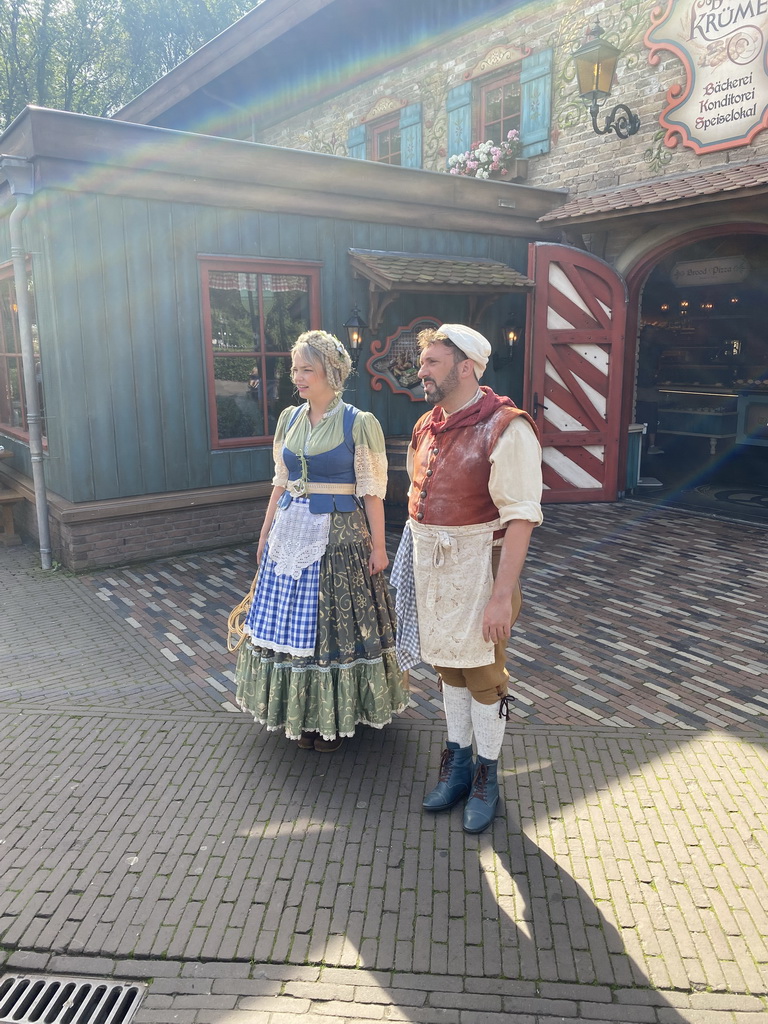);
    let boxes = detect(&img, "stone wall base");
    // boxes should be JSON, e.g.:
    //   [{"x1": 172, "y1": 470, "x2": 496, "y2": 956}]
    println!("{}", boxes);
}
[{"x1": 1, "y1": 471, "x2": 270, "y2": 571}]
